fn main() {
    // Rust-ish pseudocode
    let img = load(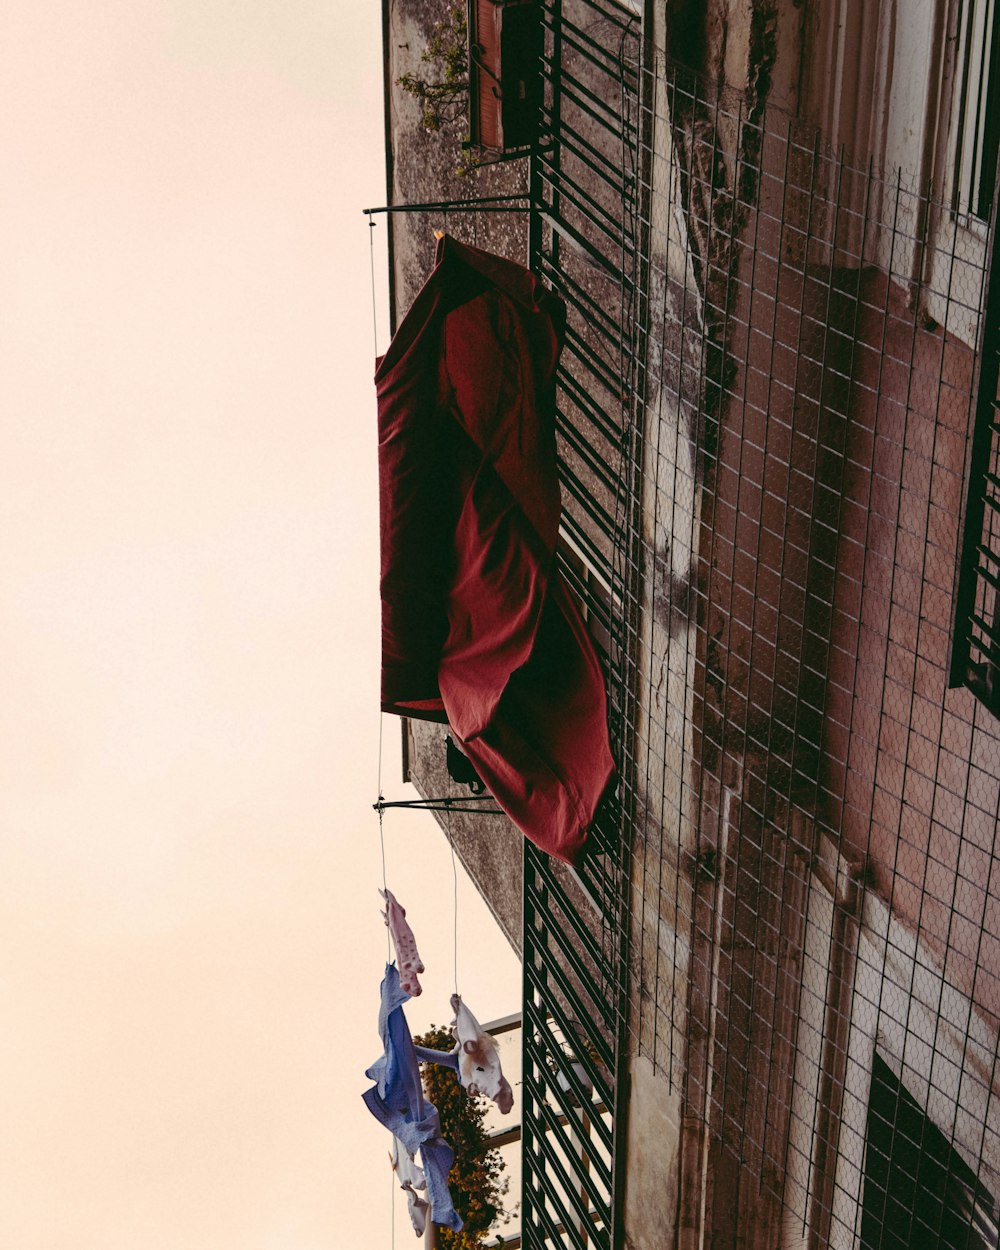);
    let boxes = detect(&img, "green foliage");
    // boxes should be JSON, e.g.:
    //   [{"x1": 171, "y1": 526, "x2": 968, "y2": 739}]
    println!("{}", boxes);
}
[
  {"x1": 397, "y1": 5, "x2": 481, "y2": 175},
  {"x1": 398, "y1": 5, "x2": 468, "y2": 131},
  {"x1": 414, "y1": 1025, "x2": 513, "y2": 1249}
]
